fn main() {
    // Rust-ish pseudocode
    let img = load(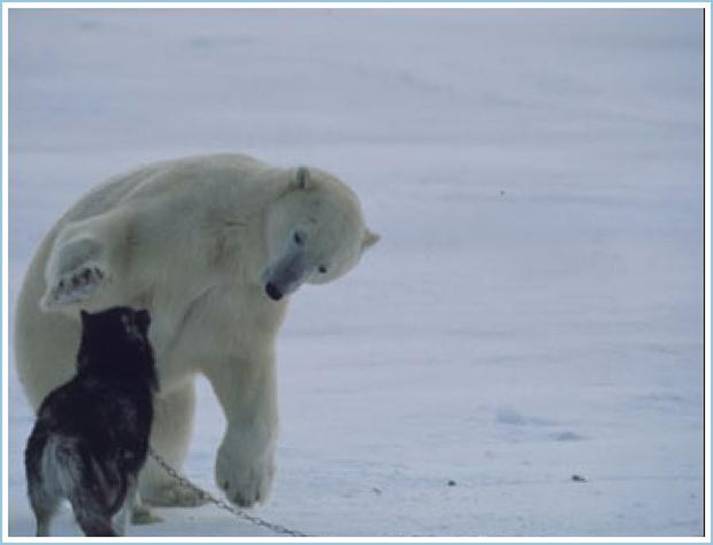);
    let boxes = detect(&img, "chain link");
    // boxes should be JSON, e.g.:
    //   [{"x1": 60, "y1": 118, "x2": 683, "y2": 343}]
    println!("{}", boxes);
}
[{"x1": 148, "y1": 446, "x2": 308, "y2": 537}]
